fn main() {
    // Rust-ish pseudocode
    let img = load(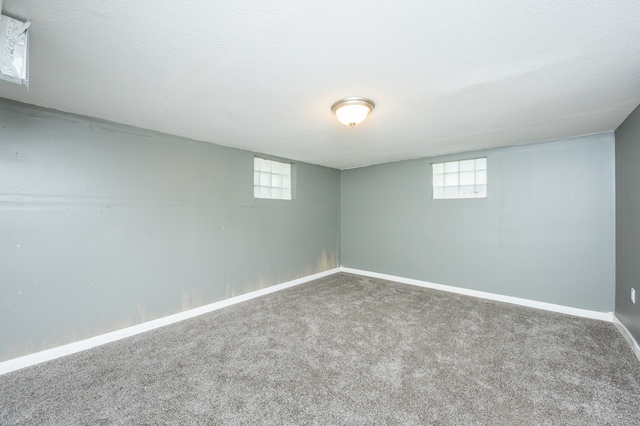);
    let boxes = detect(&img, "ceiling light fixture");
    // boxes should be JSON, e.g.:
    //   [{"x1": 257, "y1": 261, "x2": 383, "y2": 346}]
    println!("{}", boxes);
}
[{"x1": 331, "y1": 97, "x2": 375, "y2": 128}]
